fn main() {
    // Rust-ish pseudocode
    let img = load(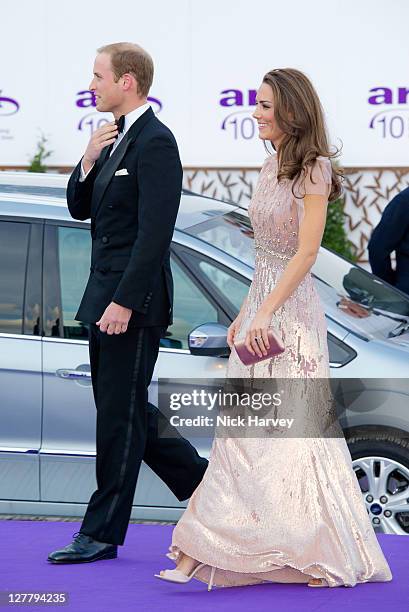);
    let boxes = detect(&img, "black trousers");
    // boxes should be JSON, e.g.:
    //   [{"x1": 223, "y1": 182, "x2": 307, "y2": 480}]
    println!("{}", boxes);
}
[{"x1": 80, "y1": 324, "x2": 208, "y2": 545}]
